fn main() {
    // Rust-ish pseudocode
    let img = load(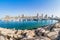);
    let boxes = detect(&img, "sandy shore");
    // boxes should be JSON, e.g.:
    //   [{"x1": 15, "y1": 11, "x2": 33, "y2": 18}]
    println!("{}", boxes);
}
[{"x1": 0, "y1": 22, "x2": 60, "y2": 40}]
